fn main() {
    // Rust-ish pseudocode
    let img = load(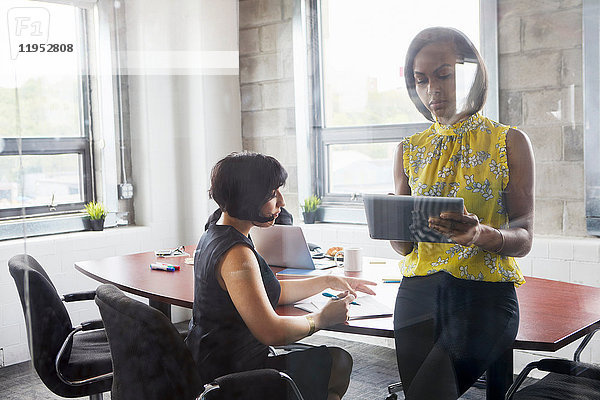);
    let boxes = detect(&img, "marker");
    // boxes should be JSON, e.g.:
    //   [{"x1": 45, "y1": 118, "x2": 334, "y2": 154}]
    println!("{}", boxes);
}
[
  {"x1": 153, "y1": 262, "x2": 180, "y2": 270},
  {"x1": 382, "y1": 278, "x2": 402, "y2": 283},
  {"x1": 150, "y1": 263, "x2": 176, "y2": 272},
  {"x1": 369, "y1": 260, "x2": 387, "y2": 264},
  {"x1": 322, "y1": 292, "x2": 360, "y2": 305}
]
